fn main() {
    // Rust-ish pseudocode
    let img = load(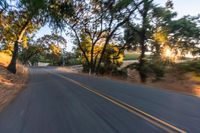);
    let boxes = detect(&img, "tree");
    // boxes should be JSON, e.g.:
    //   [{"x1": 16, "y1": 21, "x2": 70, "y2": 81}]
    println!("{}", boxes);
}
[
  {"x1": 124, "y1": 0, "x2": 154, "y2": 82},
  {"x1": 124, "y1": 0, "x2": 200, "y2": 82},
  {"x1": 76, "y1": 33, "x2": 124, "y2": 73},
  {"x1": 0, "y1": 0, "x2": 8, "y2": 12},
  {"x1": 4, "y1": 0, "x2": 73, "y2": 73},
  {"x1": 167, "y1": 15, "x2": 200, "y2": 56},
  {"x1": 20, "y1": 34, "x2": 67, "y2": 65},
  {"x1": 5, "y1": 0, "x2": 47, "y2": 73},
  {"x1": 61, "y1": 0, "x2": 143, "y2": 74},
  {"x1": 150, "y1": 6, "x2": 177, "y2": 60}
]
